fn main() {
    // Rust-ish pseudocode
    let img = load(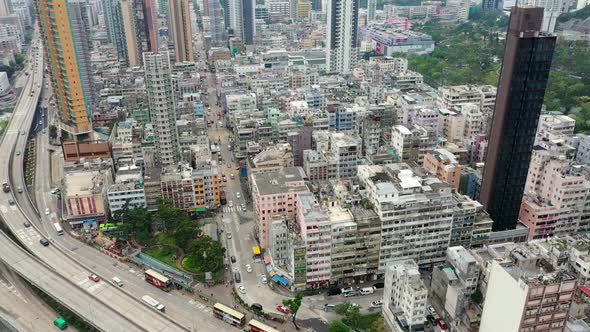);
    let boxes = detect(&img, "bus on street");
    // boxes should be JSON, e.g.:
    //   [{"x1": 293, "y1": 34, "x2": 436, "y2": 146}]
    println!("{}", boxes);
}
[
  {"x1": 248, "y1": 319, "x2": 280, "y2": 332},
  {"x1": 213, "y1": 303, "x2": 245, "y2": 327},
  {"x1": 144, "y1": 269, "x2": 172, "y2": 291}
]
